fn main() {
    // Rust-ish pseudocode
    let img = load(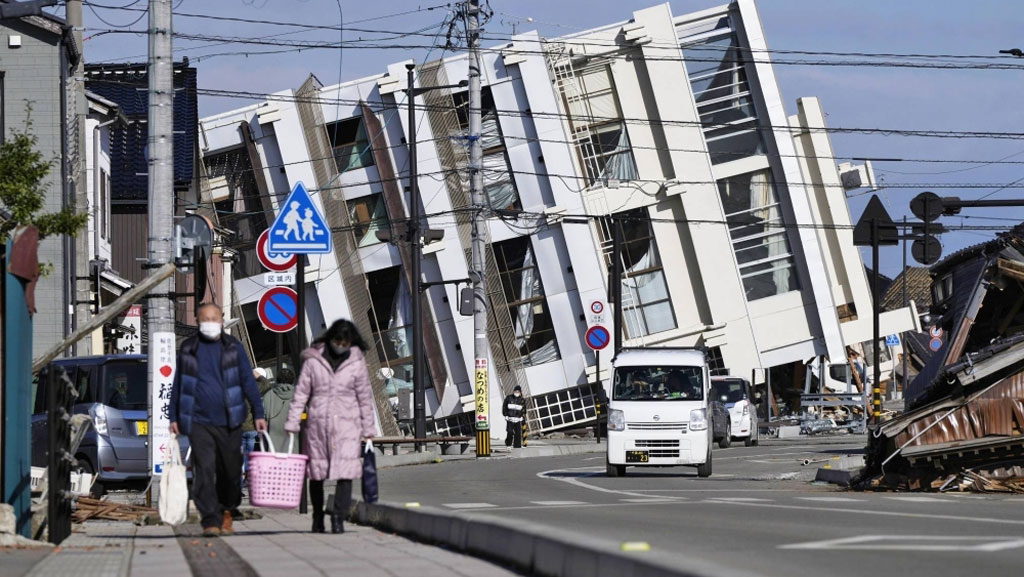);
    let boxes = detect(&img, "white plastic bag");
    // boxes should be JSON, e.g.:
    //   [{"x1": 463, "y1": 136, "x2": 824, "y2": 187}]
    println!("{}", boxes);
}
[{"x1": 159, "y1": 434, "x2": 189, "y2": 526}]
